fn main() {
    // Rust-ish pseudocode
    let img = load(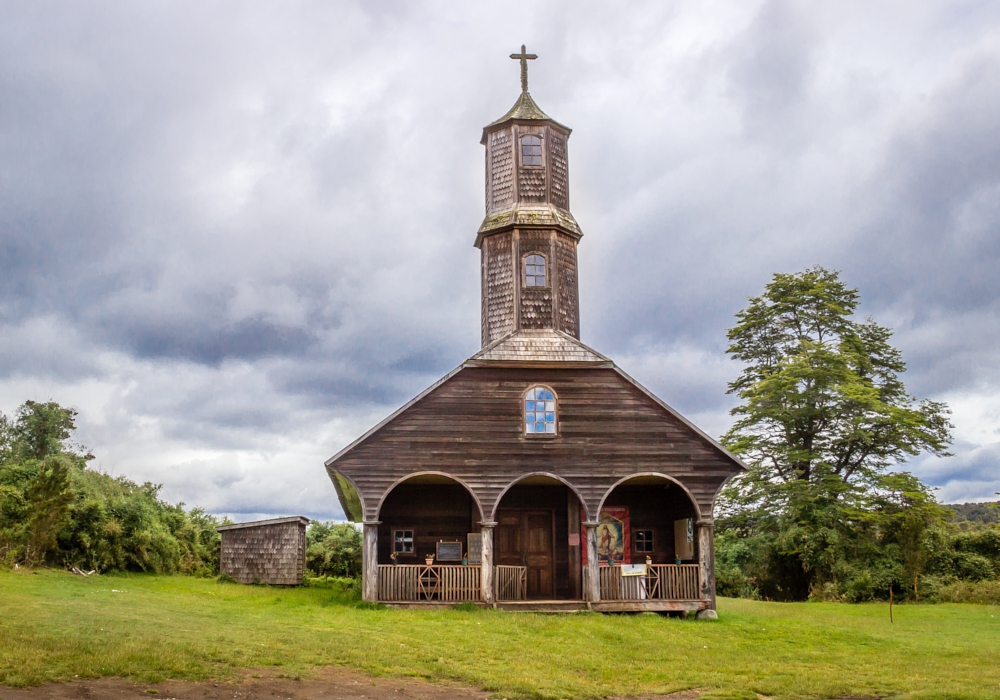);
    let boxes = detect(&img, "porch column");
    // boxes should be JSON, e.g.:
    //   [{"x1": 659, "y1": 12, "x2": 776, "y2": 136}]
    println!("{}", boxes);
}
[
  {"x1": 583, "y1": 521, "x2": 600, "y2": 602},
  {"x1": 480, "y1": 521, "x2": 497, "y2": 604},
  {"x1": 696, "y1": 520, "x2": 716, "y2": 609},
  {"x1": 362, "y1": 520, "x2": 380, "y2": 603}
]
